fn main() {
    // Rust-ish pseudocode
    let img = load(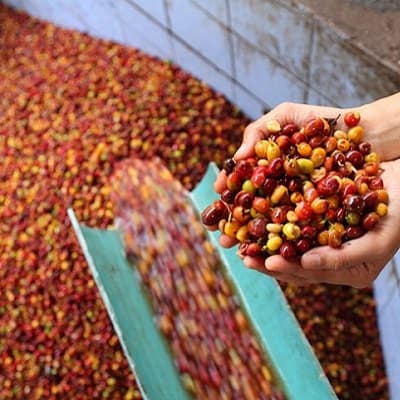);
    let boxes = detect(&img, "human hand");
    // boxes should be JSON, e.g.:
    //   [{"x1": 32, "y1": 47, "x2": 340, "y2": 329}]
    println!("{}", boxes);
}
[
  {"x1": 244, "y1": 158, "x2": 400, "y2": 288},
  {"x1": 209, "y1": 101, "x2": 399, "y2": 287}
]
